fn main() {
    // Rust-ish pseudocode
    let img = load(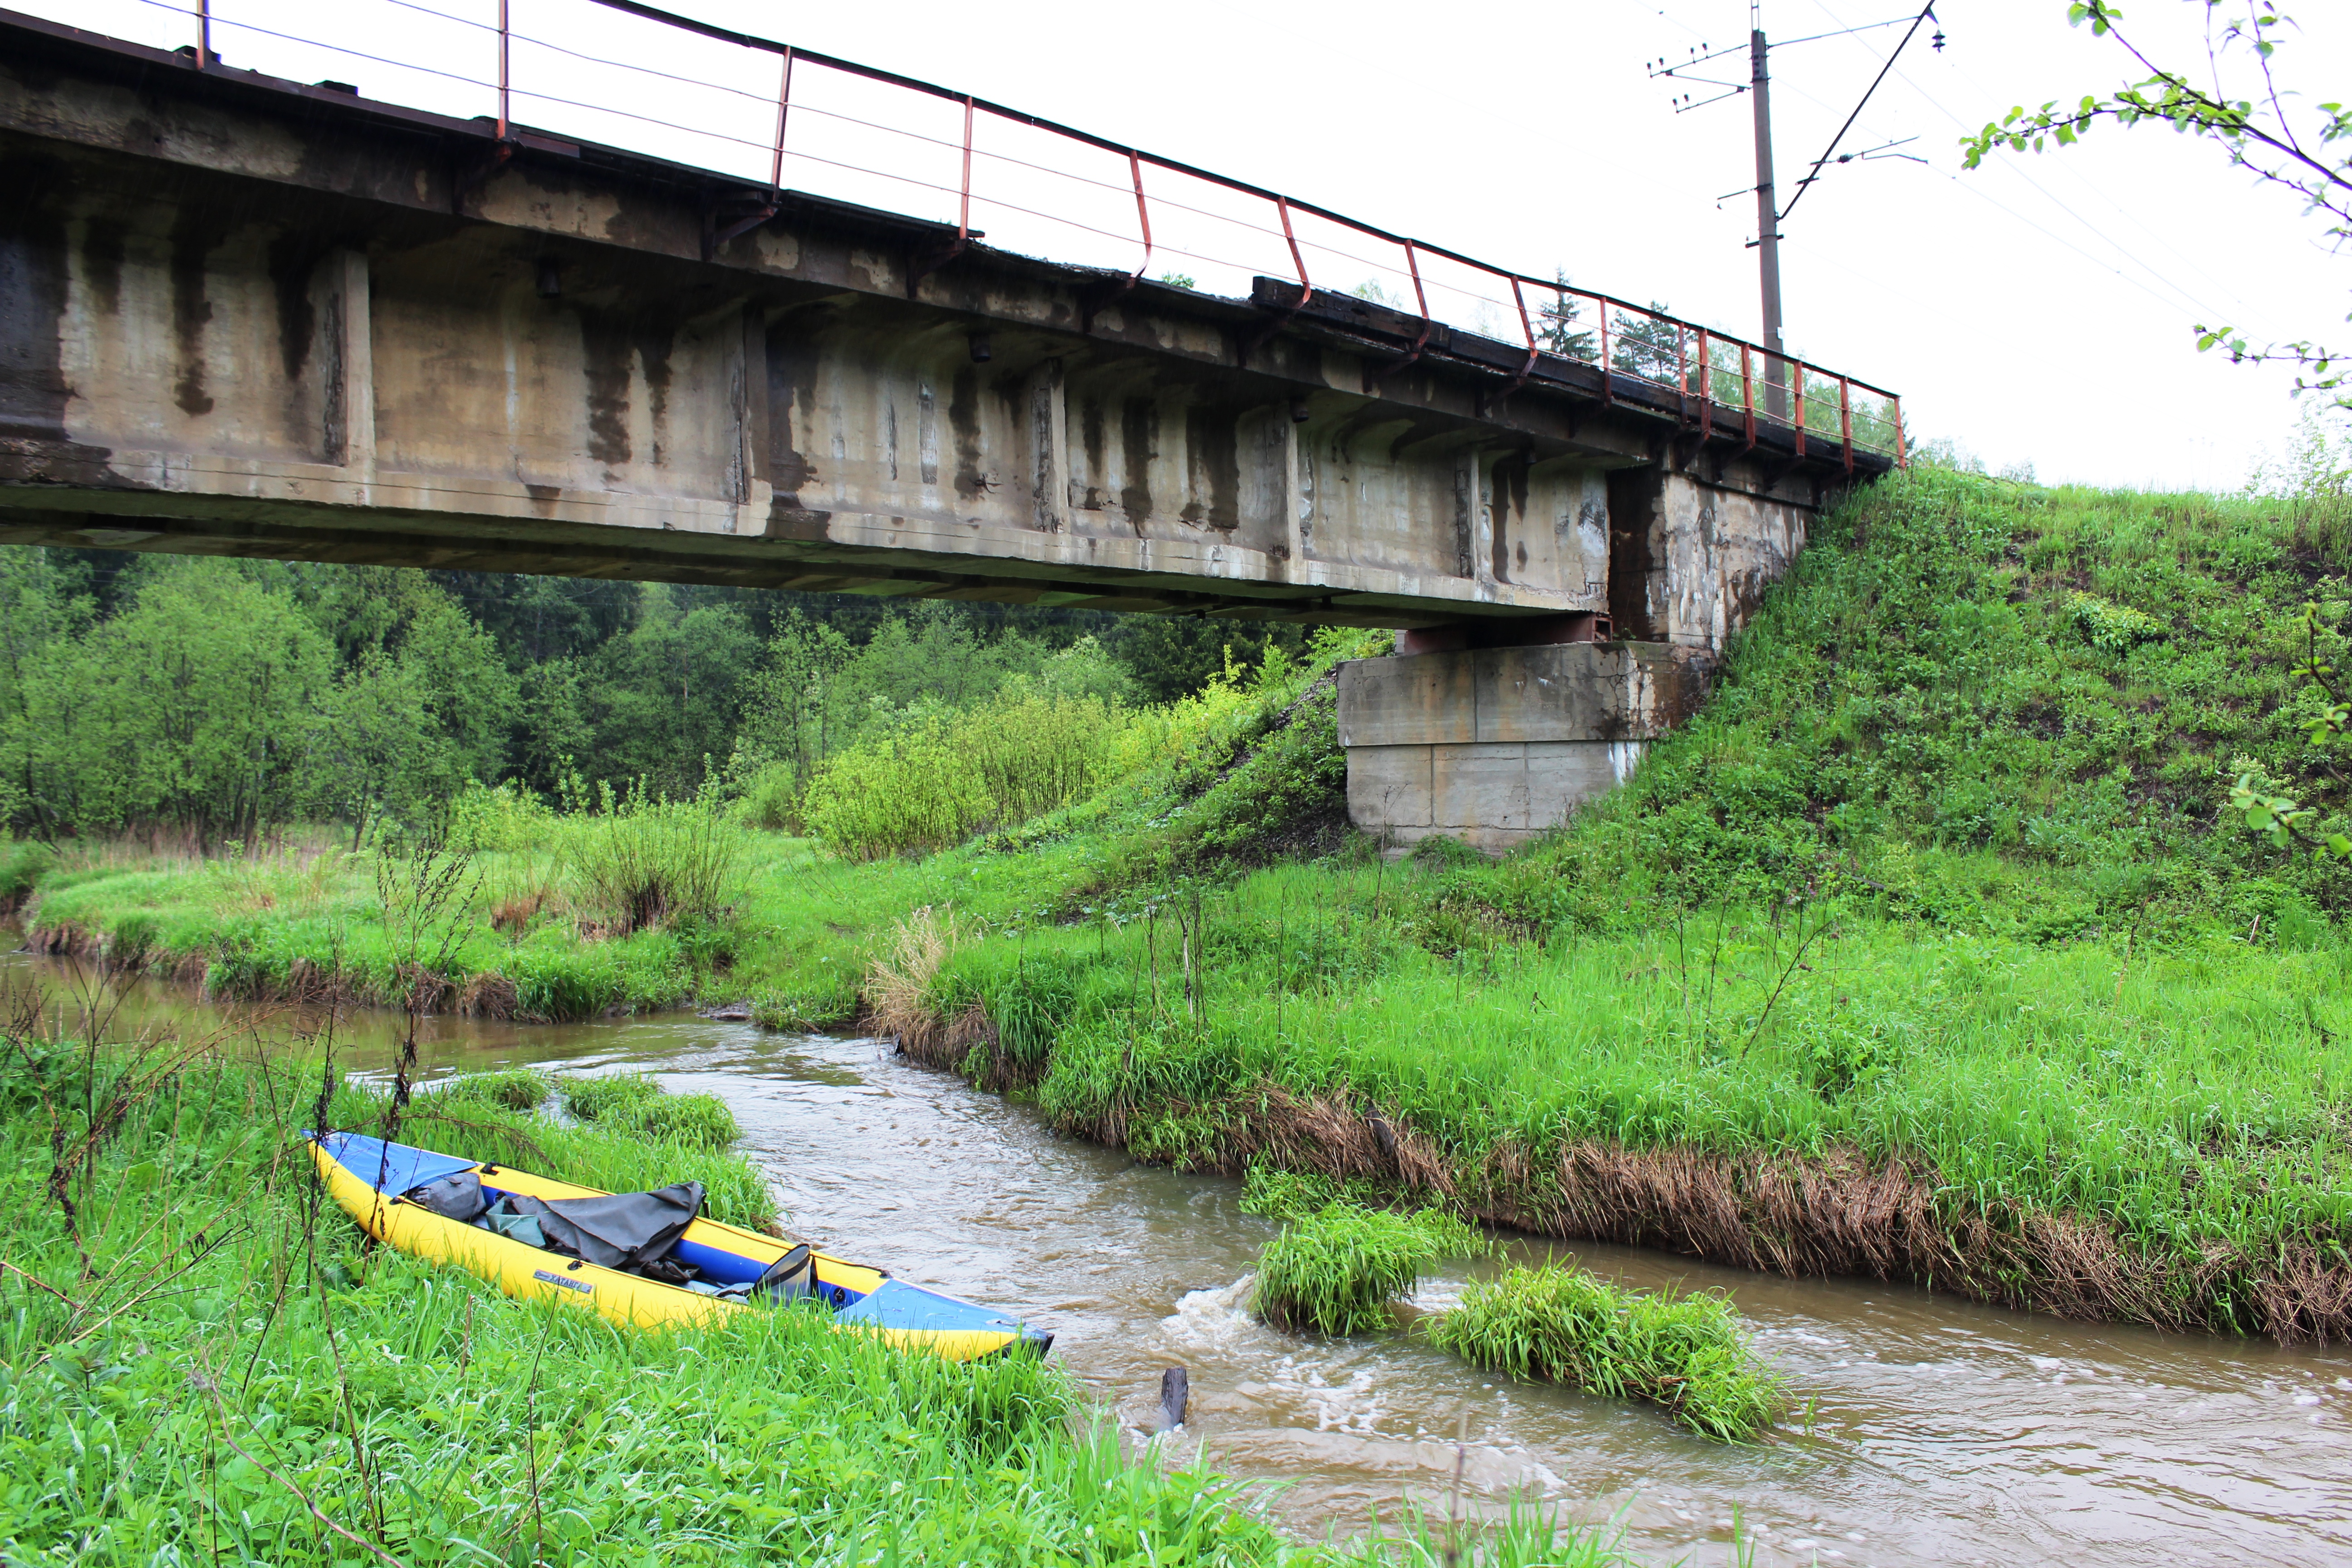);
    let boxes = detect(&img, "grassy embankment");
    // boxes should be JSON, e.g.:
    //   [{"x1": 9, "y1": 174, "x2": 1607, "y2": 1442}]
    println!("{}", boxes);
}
[
  {"x1": 16, "y1": 463, "x2": 2352, "y2": 1346},
  {"x1": 0, "y1": 1010, "x2": 1639, "y2": 1566}
]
